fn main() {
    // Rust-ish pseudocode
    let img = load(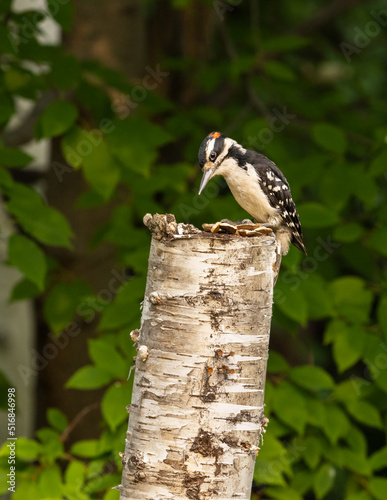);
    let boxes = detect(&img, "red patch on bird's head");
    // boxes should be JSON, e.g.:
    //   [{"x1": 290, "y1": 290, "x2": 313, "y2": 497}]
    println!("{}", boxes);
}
[{"x1": 209, "y1": 132, "x2": 221, "y2": 139}]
